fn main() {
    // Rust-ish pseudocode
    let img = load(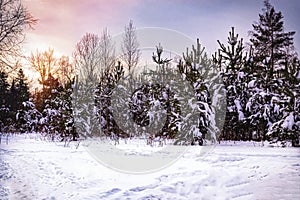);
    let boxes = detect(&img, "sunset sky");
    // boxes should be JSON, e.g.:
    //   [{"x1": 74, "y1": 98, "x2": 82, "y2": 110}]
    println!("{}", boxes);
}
[{"x1": 23, "y1": 0, "x2": 300, "y2": 57}]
